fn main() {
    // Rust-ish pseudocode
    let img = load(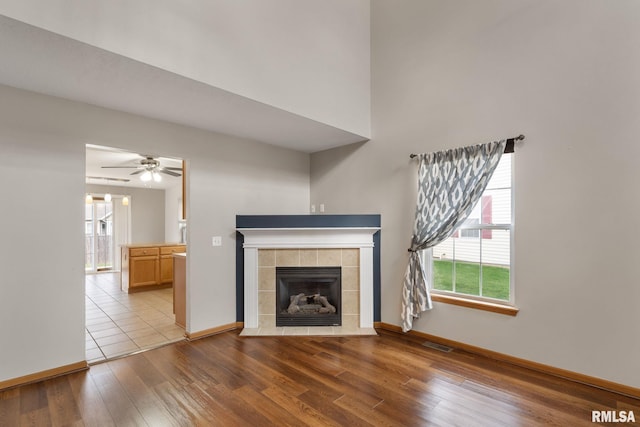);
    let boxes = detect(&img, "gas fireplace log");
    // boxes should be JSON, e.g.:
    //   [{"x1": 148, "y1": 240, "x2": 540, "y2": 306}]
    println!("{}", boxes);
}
[
  {"x1": 287, "y1": 293, "x2": 306, "y2": 314},
  {"x1": 286, "y1": 293, "x2": 336, "y2": 314},
  {"x1": 314, "y1": 295, "x2": 336, "y2": 313}
]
